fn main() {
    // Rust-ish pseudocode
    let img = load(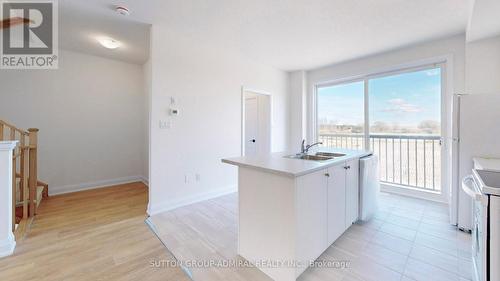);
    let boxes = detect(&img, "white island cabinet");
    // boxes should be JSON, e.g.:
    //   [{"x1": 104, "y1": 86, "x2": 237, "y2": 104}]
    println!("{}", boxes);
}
[
  {"x1": 222, "y1": 149, "x2": 371, "y2": 281},
  {"x1": 345, "y1": 159, "x2": 360, "y2": 227}
]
